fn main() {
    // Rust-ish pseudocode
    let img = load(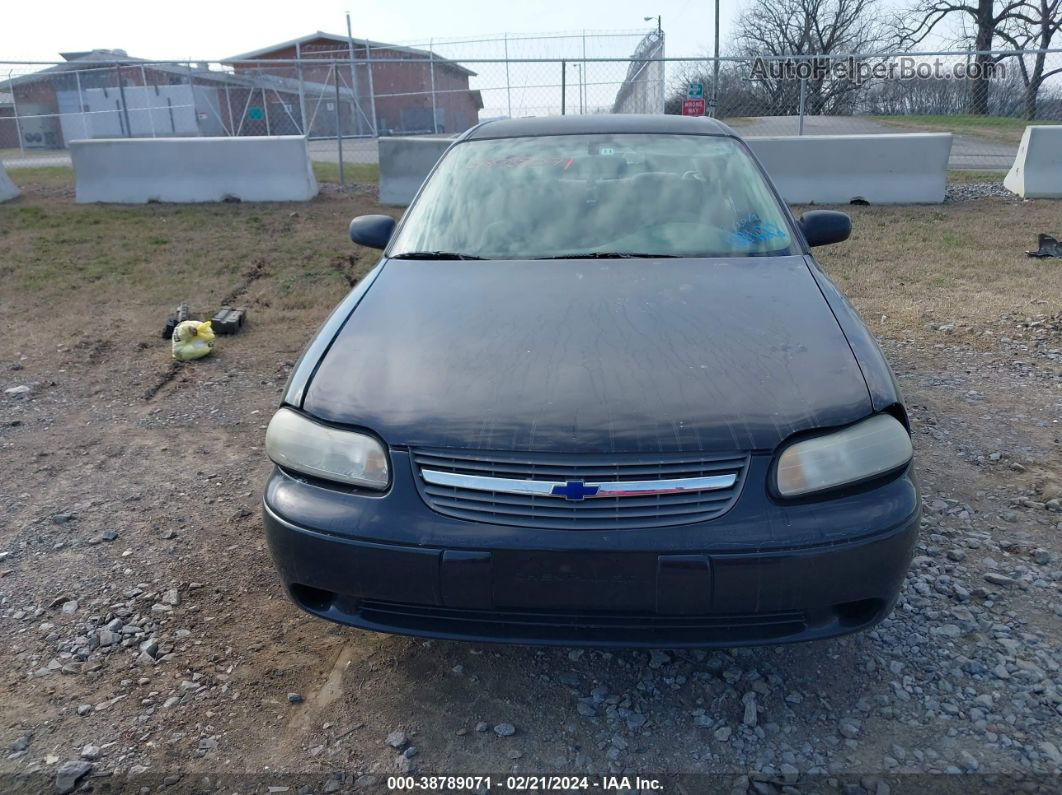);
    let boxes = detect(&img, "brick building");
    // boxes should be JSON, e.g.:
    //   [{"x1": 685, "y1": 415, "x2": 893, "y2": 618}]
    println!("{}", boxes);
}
[
  {"x1": 0, "y1": 49, "x2": 350, "y2": 149},
  {"x1": 0, "y1": 33, "x2": 480, "y2": 150},
  {"x1": 224, "y1": 32, "x2": 483, "y2": 135}
]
